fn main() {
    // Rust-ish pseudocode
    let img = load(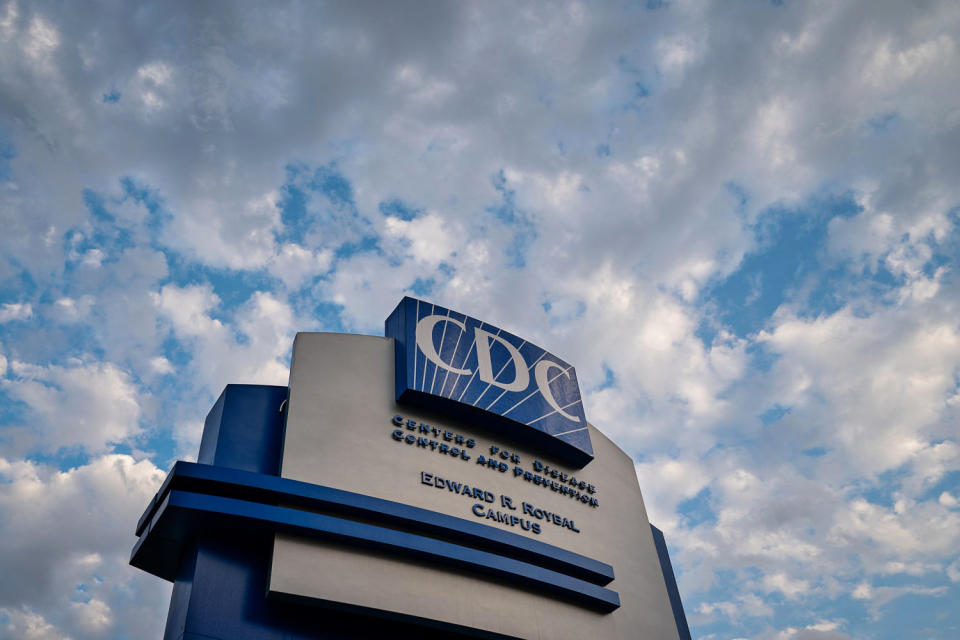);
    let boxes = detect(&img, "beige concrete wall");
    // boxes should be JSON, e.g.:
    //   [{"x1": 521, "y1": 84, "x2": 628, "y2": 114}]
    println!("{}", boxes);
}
[{"x1": 270, "y1": 332, "x2": 681, "y2": 640}]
